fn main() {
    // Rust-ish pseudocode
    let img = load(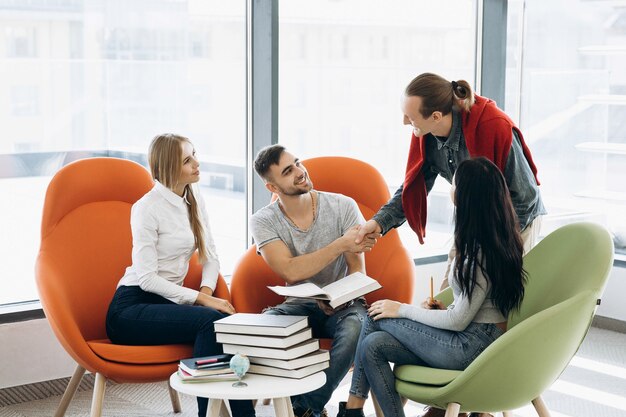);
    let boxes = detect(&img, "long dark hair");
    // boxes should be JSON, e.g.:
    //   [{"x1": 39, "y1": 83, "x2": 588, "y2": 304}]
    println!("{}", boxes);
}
[{"x1": 453, "y1": 157, "x2": 526, "y2": 316}]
